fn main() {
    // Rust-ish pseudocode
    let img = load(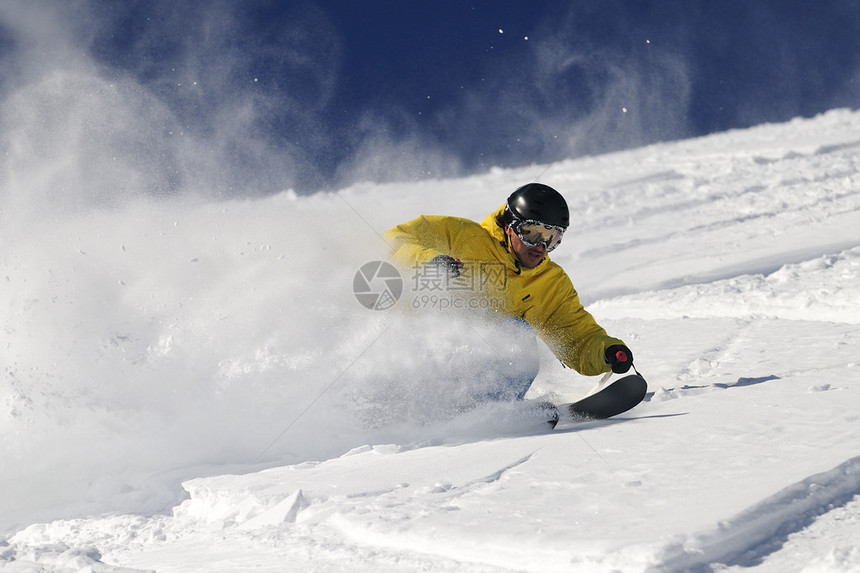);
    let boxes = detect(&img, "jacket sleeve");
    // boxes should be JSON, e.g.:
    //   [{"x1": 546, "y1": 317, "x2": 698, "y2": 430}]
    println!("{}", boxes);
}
[
  {"x1": 385, "y1": 215, "x2": 467, "y2": 267},
  {"x1": 534, "y1": 274, "x2": 626, "y2": 376}
]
